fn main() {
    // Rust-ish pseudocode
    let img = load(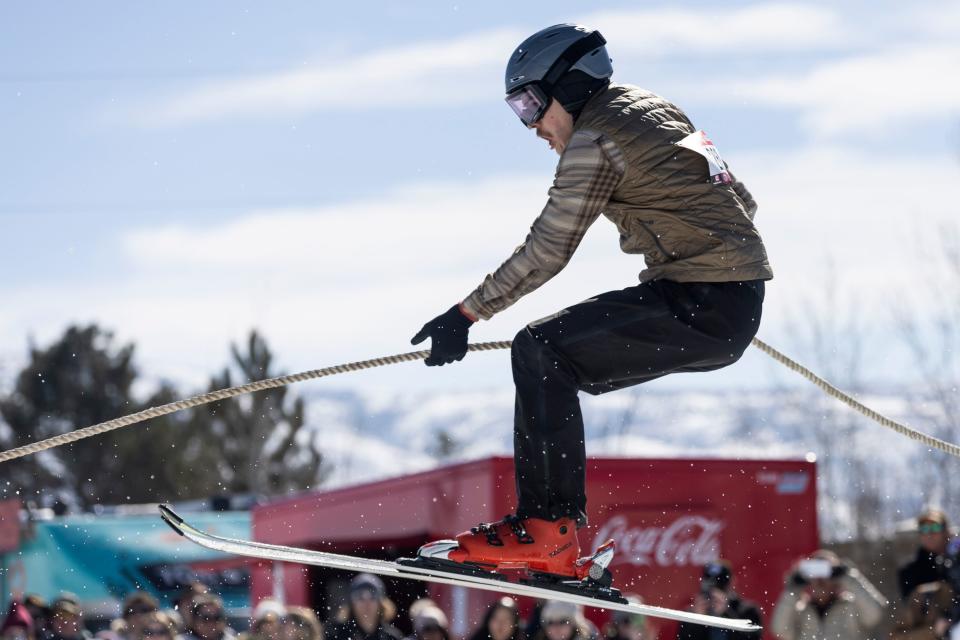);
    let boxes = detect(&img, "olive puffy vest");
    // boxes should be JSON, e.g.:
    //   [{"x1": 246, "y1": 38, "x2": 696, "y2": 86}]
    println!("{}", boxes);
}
[{"x1": 576, "y1": 83, "x2": 773, "y2": 283}]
